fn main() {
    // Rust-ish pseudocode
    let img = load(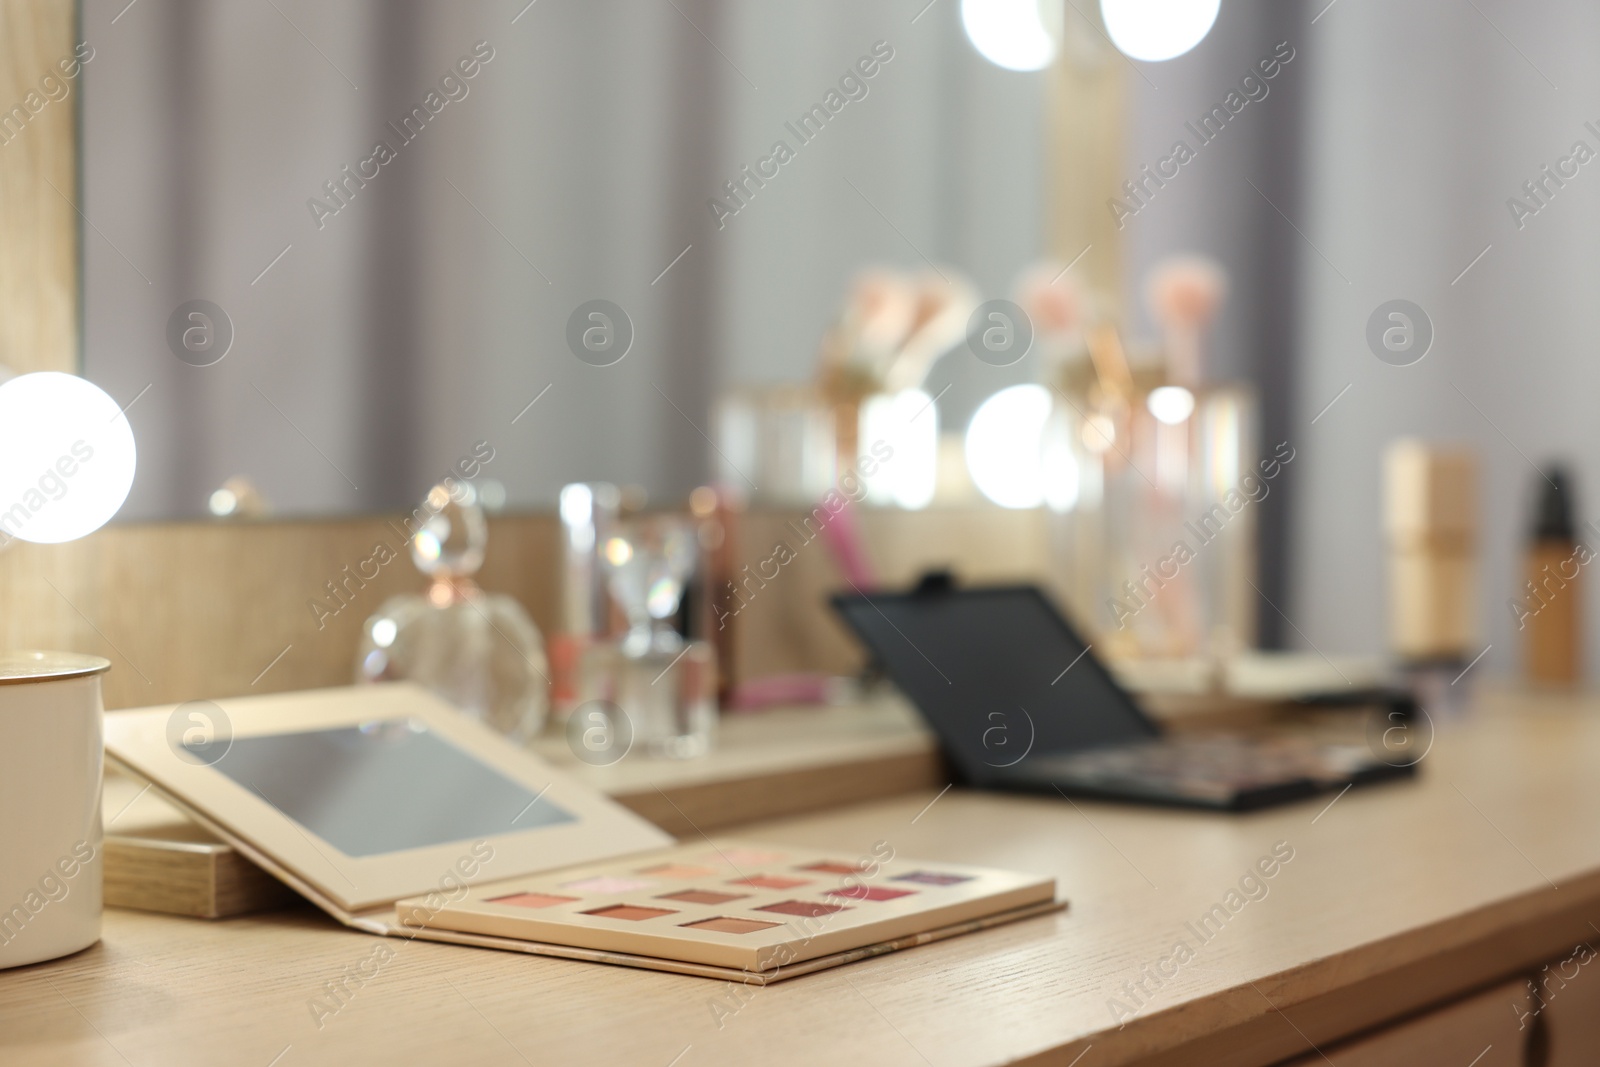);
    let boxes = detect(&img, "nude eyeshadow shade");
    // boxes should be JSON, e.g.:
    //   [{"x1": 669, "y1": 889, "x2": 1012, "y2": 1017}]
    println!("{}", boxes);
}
[
  {"x1": 731, "y1": 874, "x2": 809, "y2": 890},
  {"x1": 561, "y1": 876, "x2": 656, "y2": 893},
  {"x1": 827, "y1": 885, "x2": 916, "y2": 902},
  {"x1": 710, "y1": 848, "x2": 788, "y2": 865},
  {"x1": 657, "y1": 889, "x2": 747, "y2": 905},
  {"x1": 583, "y1": 904, "x2": 677, "y2": 921},
  {"x1": 639, "y1": 864, "x2": 717, "y2": 879},
  {"x1": 757, "y1": 900, "x2": 850, "y2": 918},
  {"x1": 681, "y1": 917, "x2": 782, "y2": 934},
  {"x1": 488, "y1": 892, "x2": 578, "y2": 909}
]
